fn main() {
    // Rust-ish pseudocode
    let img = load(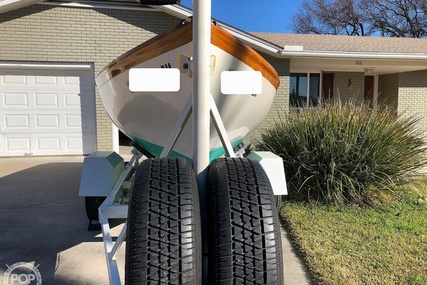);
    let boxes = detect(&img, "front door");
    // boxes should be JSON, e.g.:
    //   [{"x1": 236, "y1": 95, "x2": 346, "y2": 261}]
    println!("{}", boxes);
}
[
  {"x1": 364, "y1": 76, "x2": 374, "y2": 108},
  {"x1": 322, "y1": 73, "x2": 334, "y2": 103}
]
